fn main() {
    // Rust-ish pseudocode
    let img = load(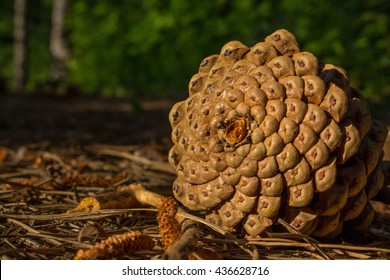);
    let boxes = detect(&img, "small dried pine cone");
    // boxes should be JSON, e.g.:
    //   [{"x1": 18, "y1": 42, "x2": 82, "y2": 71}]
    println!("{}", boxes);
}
[
  {"x1": 74, "y1": 231, "x2": 155, "y2": 260},
  {"x1": 157, "y1": 197, "x2": 181, "y2": 249}
]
